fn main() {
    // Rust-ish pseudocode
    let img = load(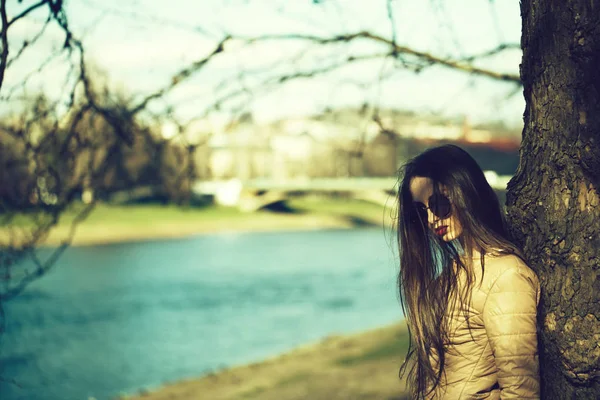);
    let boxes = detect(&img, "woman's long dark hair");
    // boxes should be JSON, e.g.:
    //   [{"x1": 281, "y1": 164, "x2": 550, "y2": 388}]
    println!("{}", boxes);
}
[{"x1": 396, "y1": 144, "x2": 523, "y2": 398}]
